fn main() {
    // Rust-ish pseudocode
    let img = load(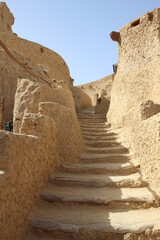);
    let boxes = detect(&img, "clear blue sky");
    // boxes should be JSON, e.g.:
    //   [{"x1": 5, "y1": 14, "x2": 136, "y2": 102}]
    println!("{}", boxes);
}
[{"x1": 4, "y1": 0, "x2": 160, "y2": 85}]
